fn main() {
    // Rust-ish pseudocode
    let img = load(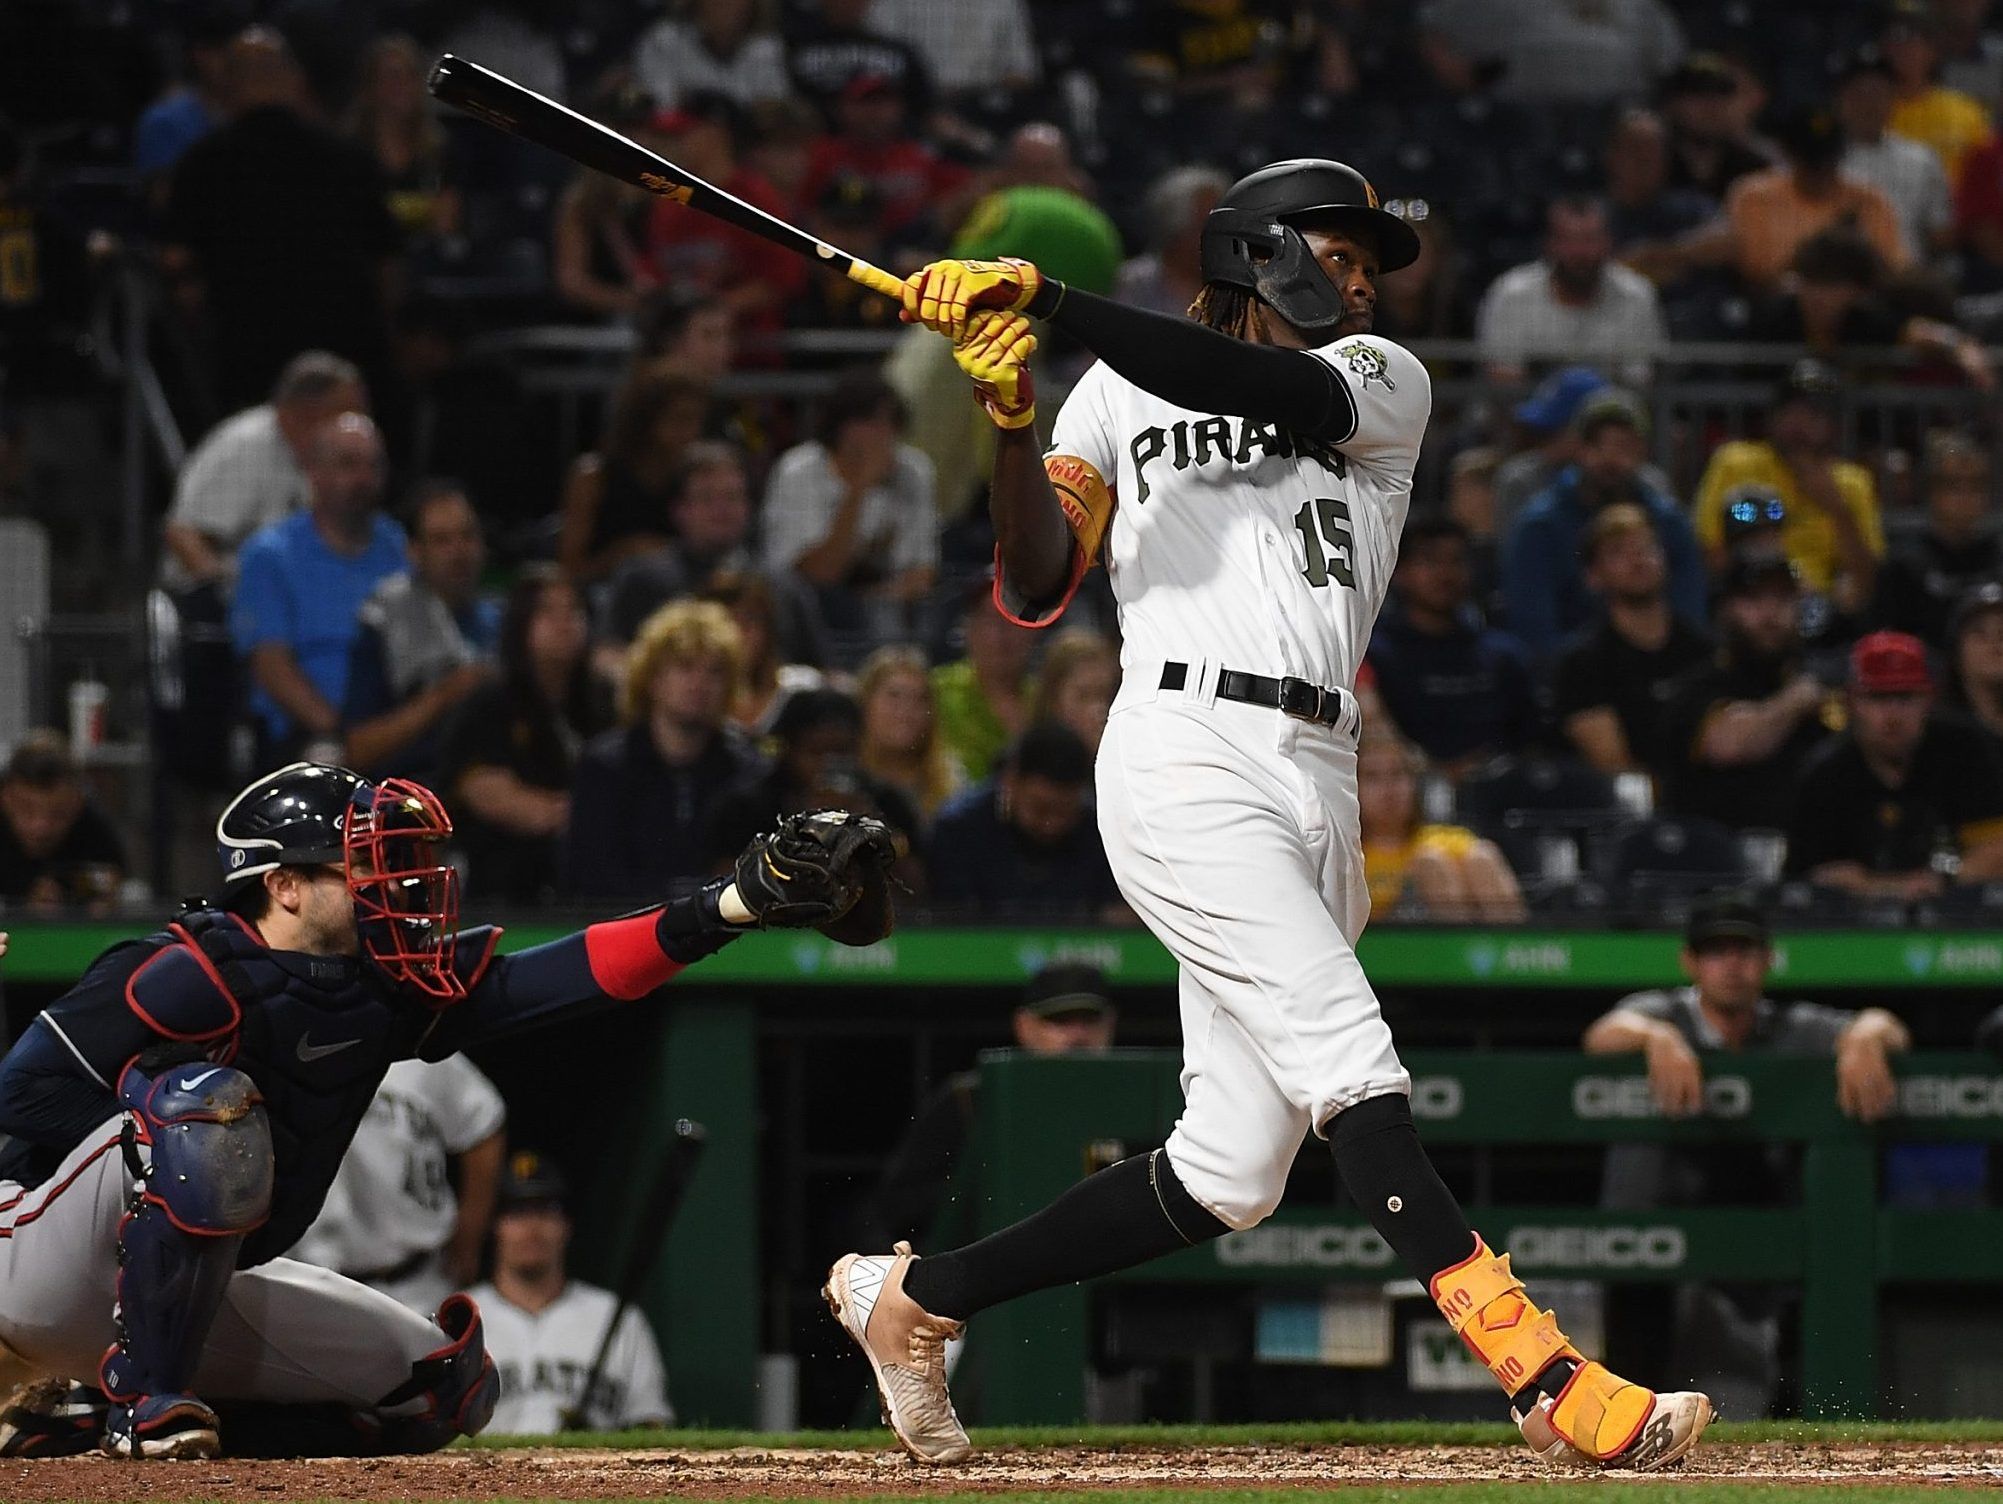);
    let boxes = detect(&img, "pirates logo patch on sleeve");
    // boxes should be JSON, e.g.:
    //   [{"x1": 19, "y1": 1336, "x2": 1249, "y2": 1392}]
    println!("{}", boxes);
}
[{"x1": 1335, "y1": 342, "x2": 1395, "y2": 392}]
